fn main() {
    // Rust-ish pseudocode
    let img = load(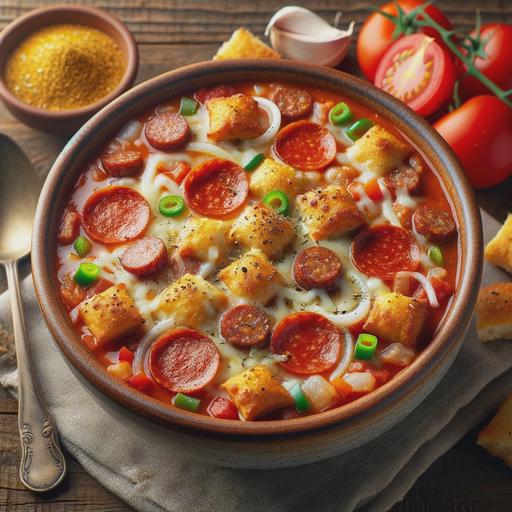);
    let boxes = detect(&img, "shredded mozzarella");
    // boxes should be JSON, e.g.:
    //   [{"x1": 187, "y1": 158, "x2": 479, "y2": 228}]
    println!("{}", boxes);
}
[{"x1": 396, "y1": 271, "x2": 439, "y2": 308}]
